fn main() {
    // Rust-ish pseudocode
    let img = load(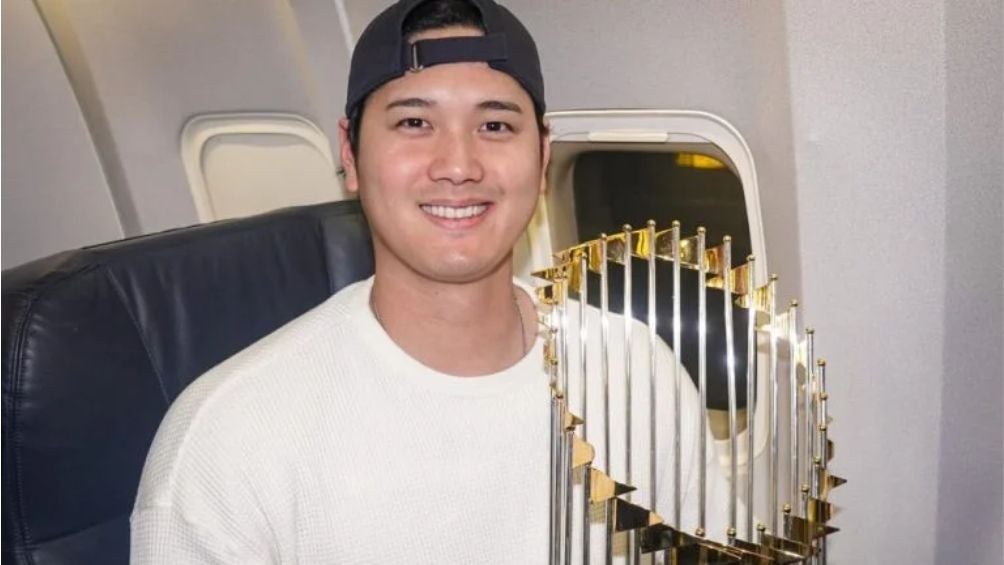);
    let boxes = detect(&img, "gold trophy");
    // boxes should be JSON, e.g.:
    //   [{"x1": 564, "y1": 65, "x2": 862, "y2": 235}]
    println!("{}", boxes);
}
[{"x1": 534, "y1": 221, "x2": 844, "y2": 564}]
